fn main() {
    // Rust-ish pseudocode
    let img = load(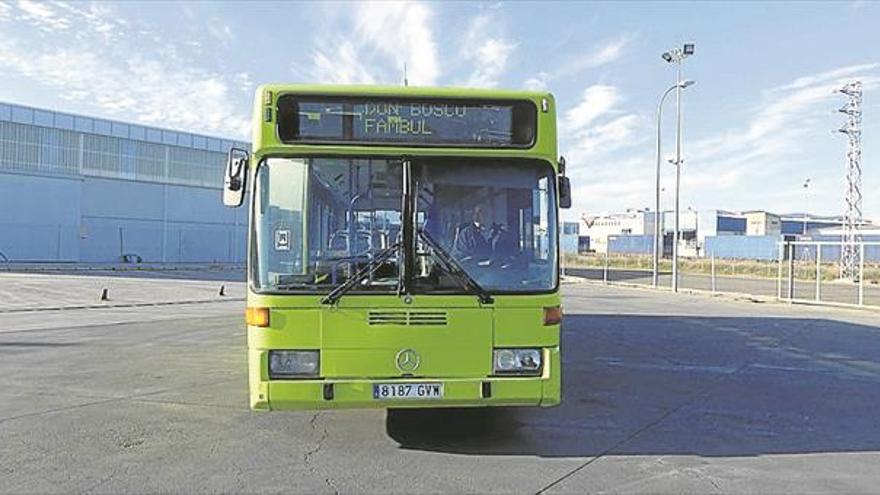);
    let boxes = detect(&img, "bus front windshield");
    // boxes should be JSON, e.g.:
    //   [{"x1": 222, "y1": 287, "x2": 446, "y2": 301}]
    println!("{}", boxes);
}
[{"x1": 253, "y1": 157, "x2": 557, "y2": 294}]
